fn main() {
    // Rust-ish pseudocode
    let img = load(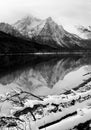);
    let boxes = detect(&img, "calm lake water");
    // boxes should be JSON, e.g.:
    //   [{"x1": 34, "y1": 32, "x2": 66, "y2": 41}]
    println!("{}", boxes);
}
[{"x1": 0, "y1": 53, "x2": 91, "y2": 97}]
